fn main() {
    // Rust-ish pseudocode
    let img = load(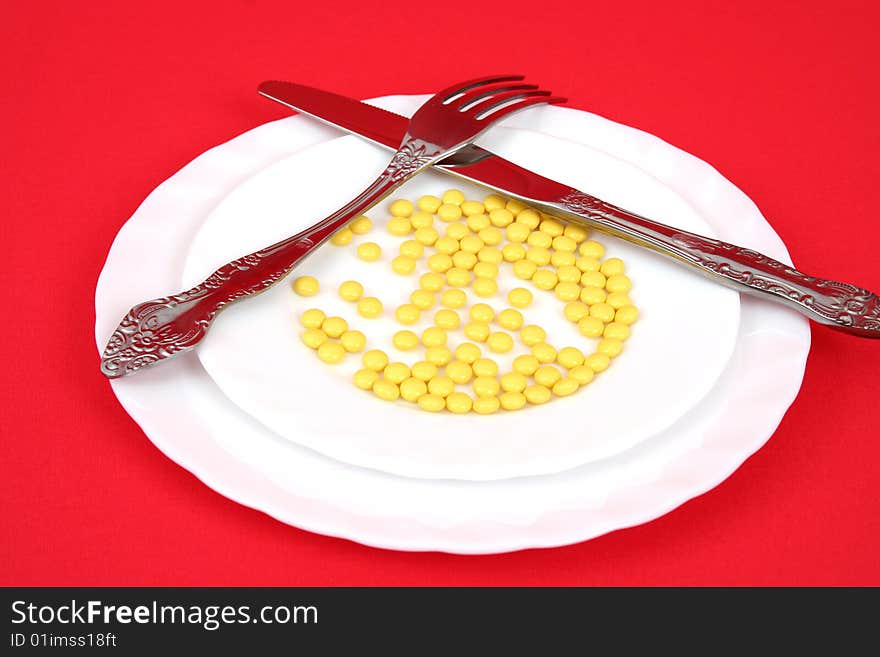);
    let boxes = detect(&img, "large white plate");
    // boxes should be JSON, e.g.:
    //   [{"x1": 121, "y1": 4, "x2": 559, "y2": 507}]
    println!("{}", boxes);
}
[
  {"x1": 183, "y1": 129, "x2": 740, "y2": 481},
  {"x1": 95, "y1": 95, "x2": 810, "y2": 553}
]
